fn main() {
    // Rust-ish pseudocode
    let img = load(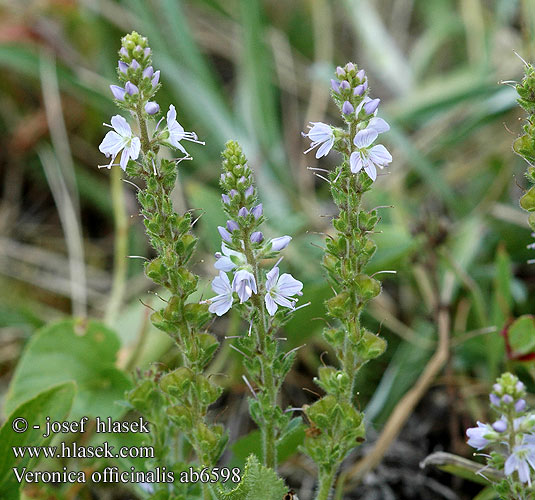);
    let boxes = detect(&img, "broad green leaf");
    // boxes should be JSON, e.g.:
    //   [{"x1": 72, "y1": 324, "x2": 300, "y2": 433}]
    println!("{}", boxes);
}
[
  {"x1": 508, "y1": 315, "x2": 535, "y2": 356},
  {"x1": 0, "y1": 383, "x2": 76, "y2": 500},
  {"x1": 216, "y1": 455, "x2": 286, "y2": 500},
  {"x1": 5, "y1": 319, "x2": 131, "y2": 420}
]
